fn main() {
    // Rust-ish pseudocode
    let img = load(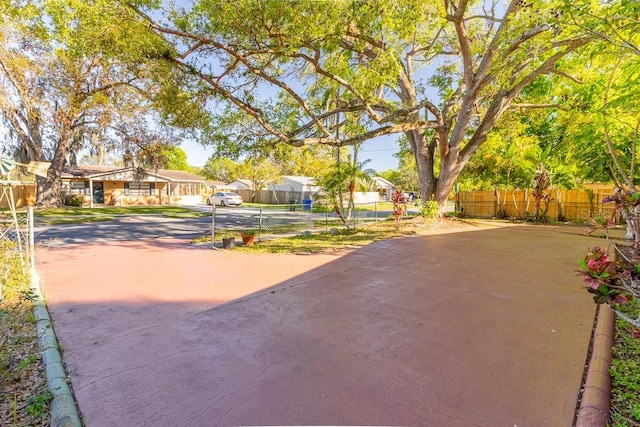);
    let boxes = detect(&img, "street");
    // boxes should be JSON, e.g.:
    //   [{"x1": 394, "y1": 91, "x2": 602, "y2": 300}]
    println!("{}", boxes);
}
[{"x1": 35, "y1": 206, "x2": 274, "y2": 246}]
